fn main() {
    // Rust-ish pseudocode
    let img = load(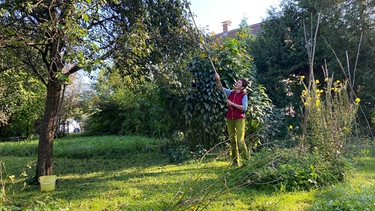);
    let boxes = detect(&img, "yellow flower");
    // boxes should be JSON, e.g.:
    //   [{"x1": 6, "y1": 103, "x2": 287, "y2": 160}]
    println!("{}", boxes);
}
[
  {"x1": 316, "y1": 89, "x2": 323, "y2": 94},
  {"x1": 9, "y1": 175, "x2": 15, "y2": 183},
  {"x1": 355, "y1": 98, "x2": 361, "y2": 105},
  {"x1": 211, "y1": 32, "x2": 215, "y2": 36},
  {"x1": 301, "y1": 90, "x2": 307, "y2": 97},
  {"x1": 200, "y1": 53, "x2": 206, "y2": 58},
  {"x1": 289, "y1": 125, "x2": 293, "y2": 130},
  {"x1": 315, "y1": 79, "x2": 320, "y2": 84},
  {"x1": 190, "y1": 206, "x2": 195, "y2": 210},
  {"x1": 324, "y1": 78, "x2": 329, "y2": 82},
  {"x1": 301, "y1": 75, "x2": 305, "y2": 79},
  {"x1": 315, "y1": 99, "x2": 321, "y2": 106},
  {"x1": 219, "y1": 67, "x2": 222, "y2": 70},
  {"x1": 336, "y1": 80, "x2": 341, "y2": 84}
]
